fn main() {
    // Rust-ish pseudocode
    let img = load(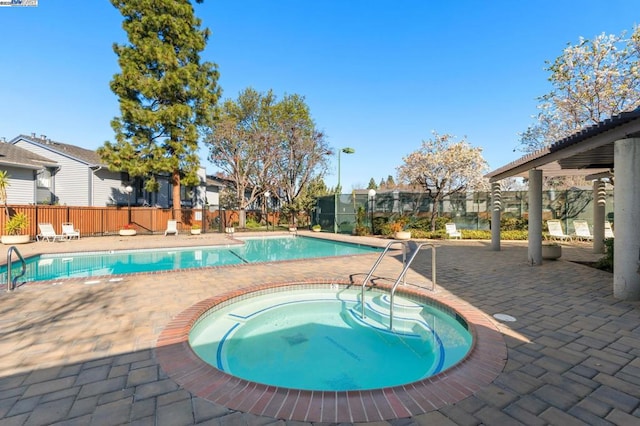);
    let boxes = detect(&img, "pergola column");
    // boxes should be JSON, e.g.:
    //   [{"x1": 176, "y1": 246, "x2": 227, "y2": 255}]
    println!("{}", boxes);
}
[
  {"x1": 491, "y1": 182, "x2": 501, "y2": 251},
  {"x1": 528, "y1": 169, "x2": 543, "y2": 265},
  {"x1": 592, "y1": 180, "x2": 606, "y2": 254},
  {"x1": 613, "y1": 138, "x2": 640, "y2": 300}
]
